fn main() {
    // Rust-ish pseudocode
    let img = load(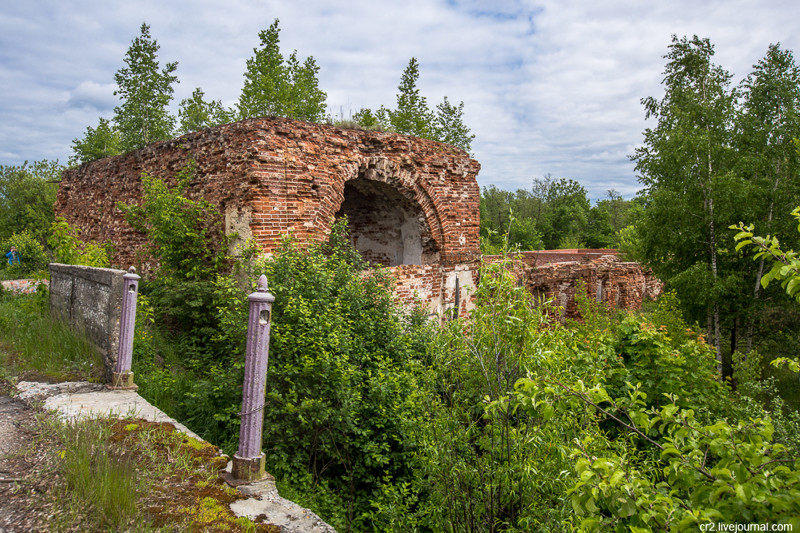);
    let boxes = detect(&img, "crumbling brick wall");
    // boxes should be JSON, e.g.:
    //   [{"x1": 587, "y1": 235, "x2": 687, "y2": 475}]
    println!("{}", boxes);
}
[
  {"x1": 55, "y1": 117, "x2": 660, "y2": 319},
  {"x1": 56, "y1": 117, "x2": 481, "y2": 274},
  {"x1": 55, "y1": 117, "x2": 481, "y2": 316},
  {"x1": 501, "y1": 253, "x2": 663, "y2": 319}
]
